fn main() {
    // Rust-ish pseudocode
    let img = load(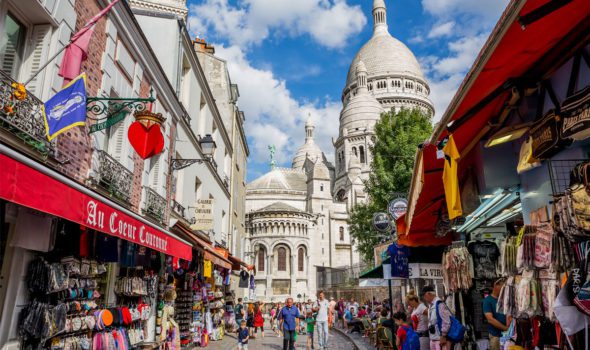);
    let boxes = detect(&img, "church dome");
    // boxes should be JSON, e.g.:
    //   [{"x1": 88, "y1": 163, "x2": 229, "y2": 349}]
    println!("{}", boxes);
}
[
  {"x1": 292, "y1": 117, "x2": 325, "y2": 169},
  {"x1": 345, "y1": 35, "x2": 425, "y2": 88},
  {"x1": 247, "y1": 168, "x2": 307, "y2": 193}
]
